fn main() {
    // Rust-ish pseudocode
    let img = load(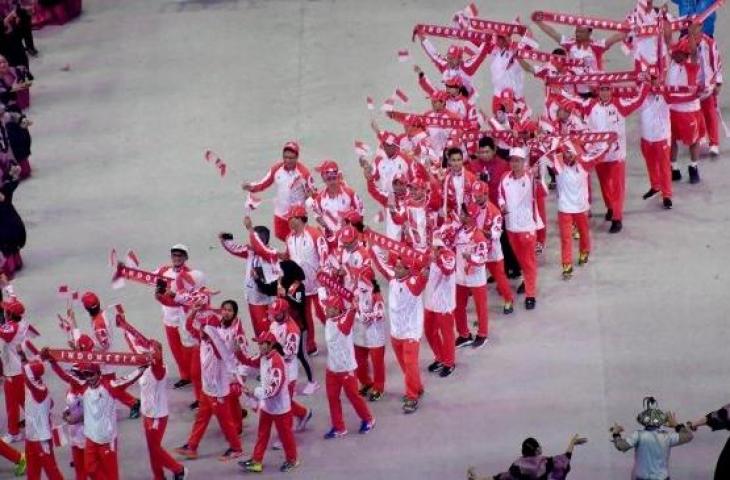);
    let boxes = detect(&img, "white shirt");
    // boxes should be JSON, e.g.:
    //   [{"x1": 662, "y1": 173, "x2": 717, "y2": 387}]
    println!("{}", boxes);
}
[
  {"x1": 667, "y1": 61, "x2": 701, "y2": 112},
  {"x1": 626, "y1": 429, "x2": 681, "y2": 480},
  {"x1": 561, "y1": 35, "x2": 607, "y2": 94},
  {"x1": 200, "y1": 325, "x2": 230, "y2": 398},
  {"x1": 324, "y1": 311, "x2": 357, "y2": 373},
  {"x1": 489, "y1": 48, "x2": 524, "y2": 97},
  {"x1": 373, "y1": 153, "x2": 410, "y2": 196},
  {"x1": 388, "y1": 276, "x2": 426, "y2": 340},
  {"x1": 248, "y1": 162, "x2": 314, "y2": 217},
  {"x1": 498, "y1": 172, "x2": 543, "y2": 233},
  {"x1": 139, "y1": 366, "x2": 169, "y2": 419},
  {"x1": 584, "y1": 101, "x2": 628, "y2": 162},
  {"x1": 639, "y1": 94, "x2": 671, "y2": 142},
  {"x1": 0, "y1": 320, "x2": 28, "y2": 376},
  {"x1": 424, "y1": 253, "x2": 456, "y2": 313},
  {"x1": 24, "y1": 368, "x2": 52, "y2": 442},
  {"x1": 83, "y1": 383, "x2": 118, "y2": 444},
  {"x1": 454, "y1": 228, "x2": 488, "y2": 287},
  {"x1": 353, "y1": 287, "x2": 386, "y2": 348},
  {"x1": 155, "y1": 265, "x2": 206, "y2": 328},
  {"x1": 555, "y1": 161, "x2": 590, "y2": 214},
  {"x1": 258, "y1": 353, "x2": 290, "y2": 415},
  {"x1": 286, "y1": 226, "x2": 326, "y2": 295},
  {"x1": 269, "y1": 320, "x2": 300, "y2": 384}
]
